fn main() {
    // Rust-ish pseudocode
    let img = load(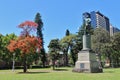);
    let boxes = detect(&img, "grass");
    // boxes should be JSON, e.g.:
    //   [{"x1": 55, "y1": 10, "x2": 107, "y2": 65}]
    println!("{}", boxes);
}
[{"x1": 0, "y1": 67, "x2": 120, "y2": 80}]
